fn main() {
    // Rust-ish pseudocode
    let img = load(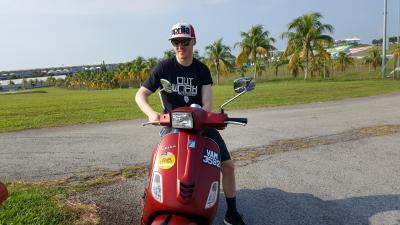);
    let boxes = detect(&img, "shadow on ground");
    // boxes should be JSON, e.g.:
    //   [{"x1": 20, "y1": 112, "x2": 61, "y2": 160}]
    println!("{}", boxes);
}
[
  {"x1": 214, "y1": 188, "x2": 400, "y2": 225},
  {"x1": 71, "y1": 182, "x2": 400, "y2": 225}
]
